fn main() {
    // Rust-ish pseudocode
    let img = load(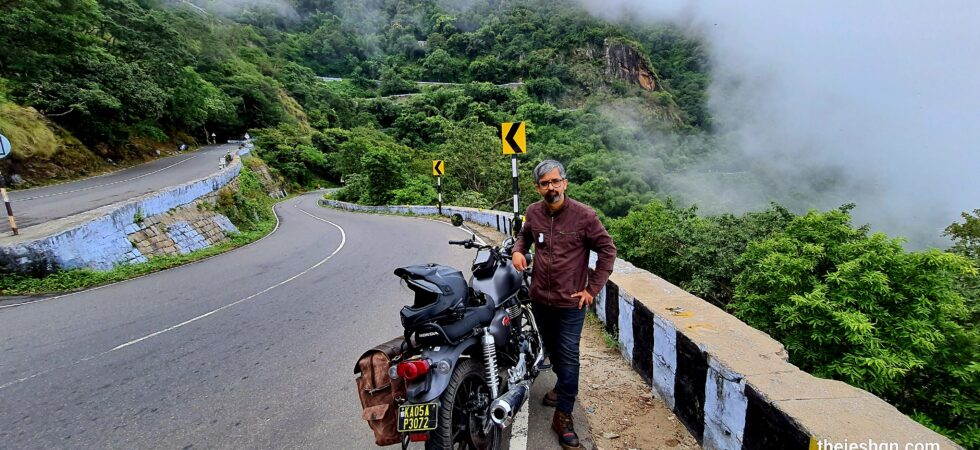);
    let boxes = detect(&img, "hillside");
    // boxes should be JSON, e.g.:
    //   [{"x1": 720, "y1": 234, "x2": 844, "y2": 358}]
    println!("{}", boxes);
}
[{"x1": 0, "y1": 1, "x2": 975, "y2": 447}]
